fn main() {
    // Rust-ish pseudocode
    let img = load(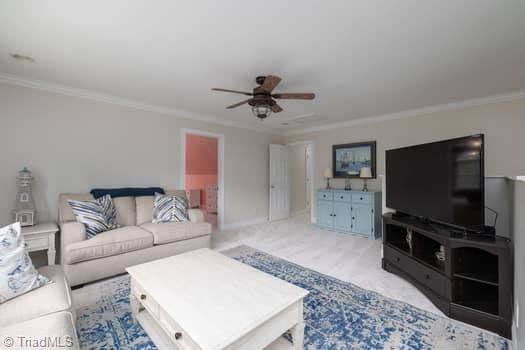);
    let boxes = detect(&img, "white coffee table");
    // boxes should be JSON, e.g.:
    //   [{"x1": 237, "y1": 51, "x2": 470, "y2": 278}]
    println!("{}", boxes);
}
[{"x1": 126, "y1": 248, "x2": 308, "y2": 350}]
